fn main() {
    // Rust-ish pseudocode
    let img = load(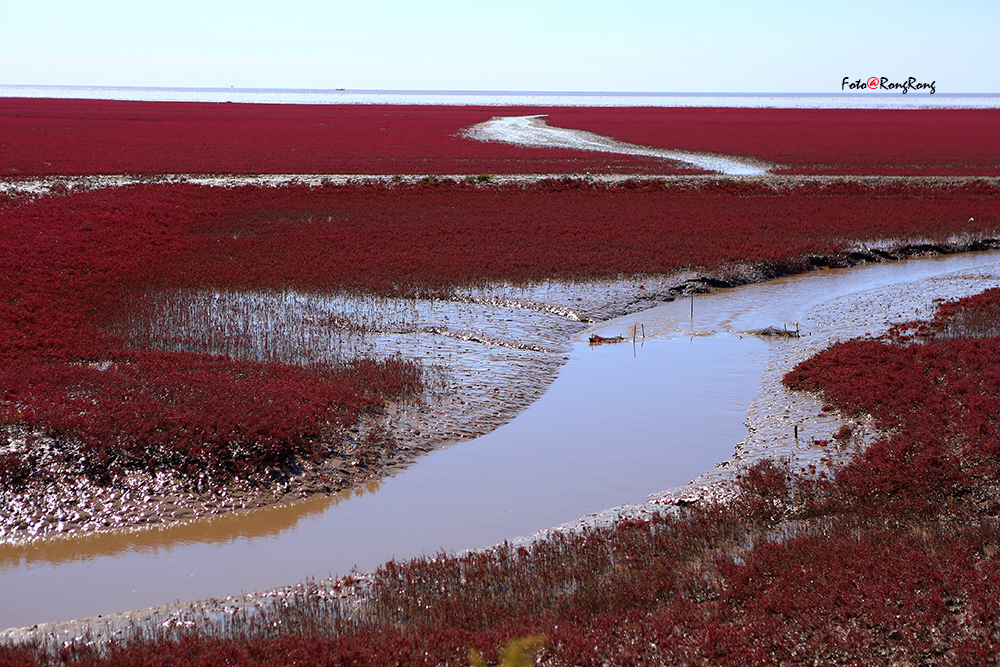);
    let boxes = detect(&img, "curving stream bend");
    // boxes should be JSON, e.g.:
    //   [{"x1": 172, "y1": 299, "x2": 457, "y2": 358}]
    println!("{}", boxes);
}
[{"x1": 4, "y1": 250, "x2": 1000, "y2": 633}]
